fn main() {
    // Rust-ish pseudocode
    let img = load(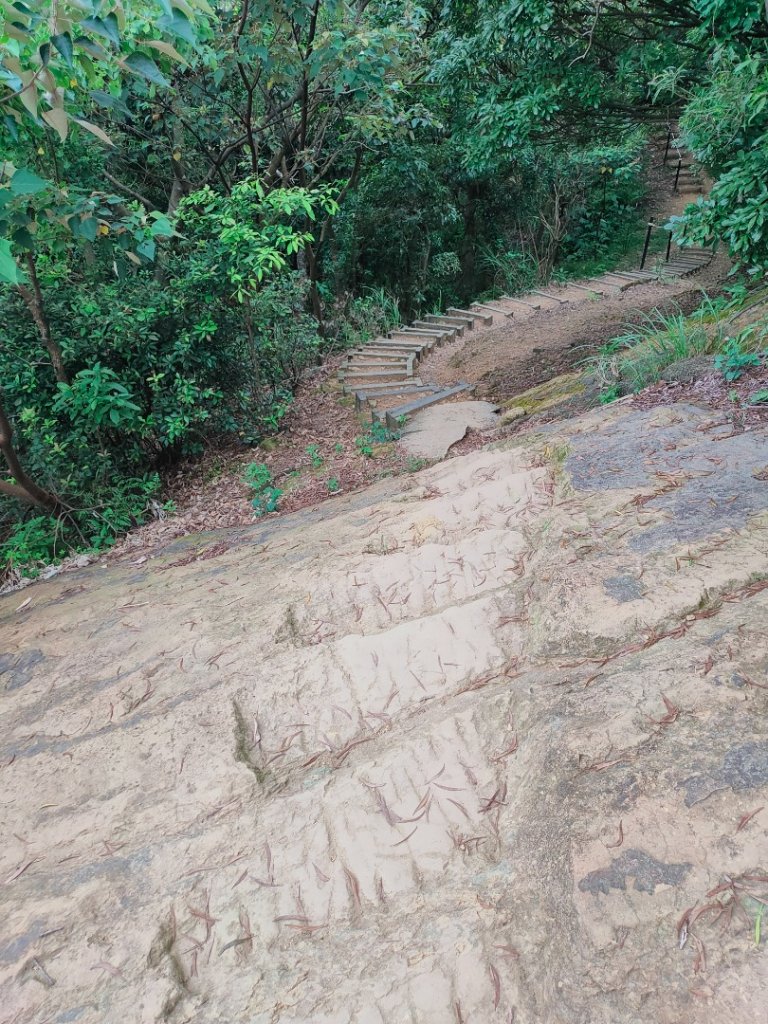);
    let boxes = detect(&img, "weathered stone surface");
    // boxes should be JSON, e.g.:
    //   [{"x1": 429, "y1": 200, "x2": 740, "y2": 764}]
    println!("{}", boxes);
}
[
  {"x1": 659, "y1": 354, "x2": 715, "y2": 383},
  {"x1": 399, "y1": 400, "x2": 499, "y2": 458},
  {"x1": 0, "y1": 648, "x2": 45, "y2": 691},
  {"x1": 2, "y1": 402, "x2": 768, "y2": 1024},
  {"x1": 499, "y1": 371, "x2": 586, "y2": 424}
]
